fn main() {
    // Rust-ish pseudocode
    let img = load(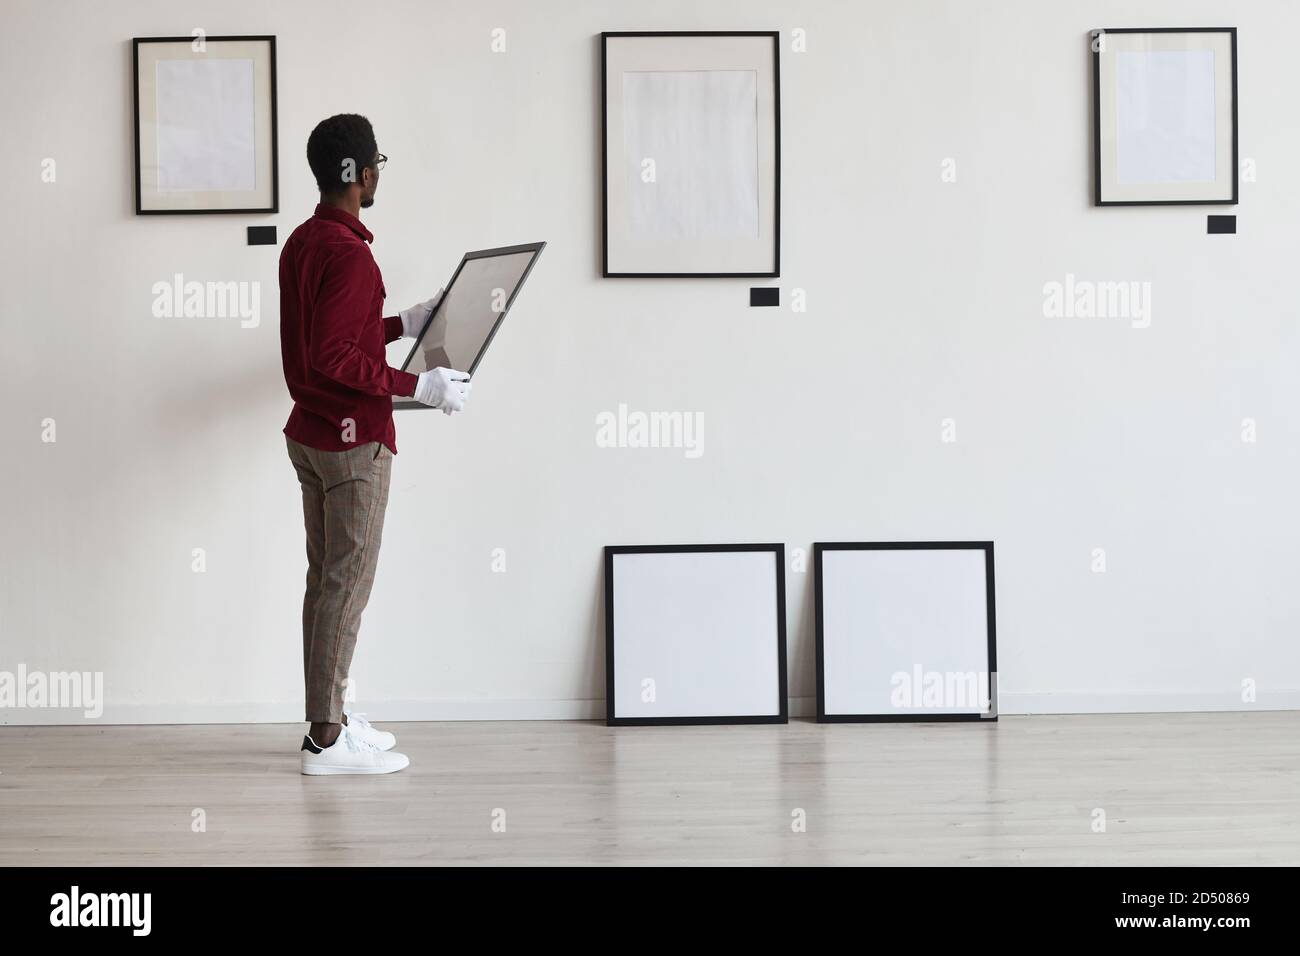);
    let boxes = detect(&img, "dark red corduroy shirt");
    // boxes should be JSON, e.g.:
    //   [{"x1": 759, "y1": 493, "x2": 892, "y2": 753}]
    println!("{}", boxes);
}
[{"x1": 280, "y1": 203, "x2": 418, "y2": 455}]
